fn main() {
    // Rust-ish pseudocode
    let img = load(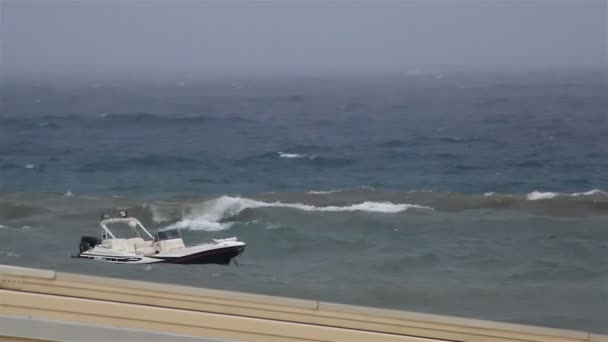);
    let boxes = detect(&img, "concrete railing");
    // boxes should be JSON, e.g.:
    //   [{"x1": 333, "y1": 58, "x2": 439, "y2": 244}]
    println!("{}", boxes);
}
[{"x1": 0, "y1": 265, "x2": 605, "y2": 342}]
